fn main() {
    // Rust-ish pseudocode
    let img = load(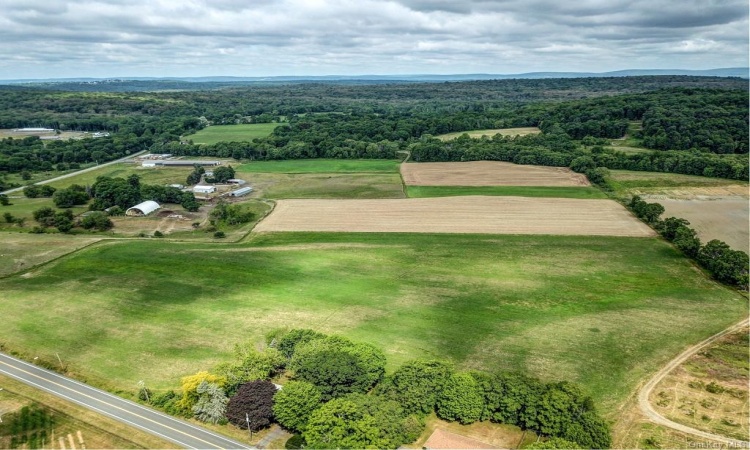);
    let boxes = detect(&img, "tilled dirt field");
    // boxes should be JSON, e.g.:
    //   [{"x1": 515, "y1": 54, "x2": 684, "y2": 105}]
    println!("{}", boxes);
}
[
  {"x1": 401, "y1": 161, "x2": 590, "y2": 187},
  {"x1": 255, "y1": 197, "x2": 654, "y2": 236},
  {"x1": 642, "y1": 197, "x2": 749, "y2": 251}
]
